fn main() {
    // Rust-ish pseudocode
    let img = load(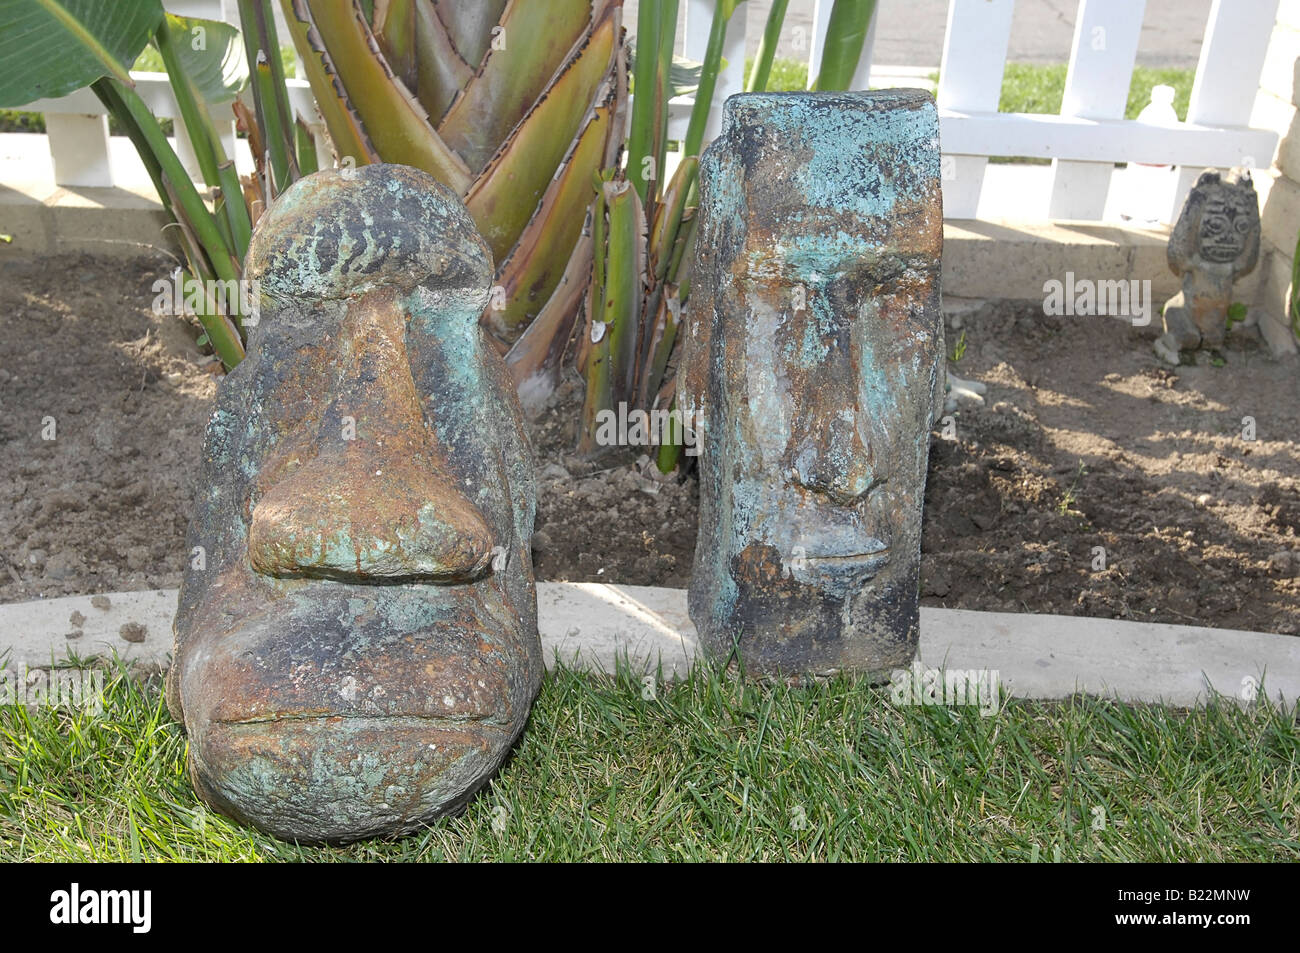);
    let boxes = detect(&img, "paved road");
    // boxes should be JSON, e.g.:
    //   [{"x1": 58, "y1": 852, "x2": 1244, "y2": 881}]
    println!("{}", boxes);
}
[
  {"x1": 628, "y1": 0, "x2": 1212, "y2": 69},
  {"x1": 863, "y1": 0, "x2": 1211, "y2": 67}
]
